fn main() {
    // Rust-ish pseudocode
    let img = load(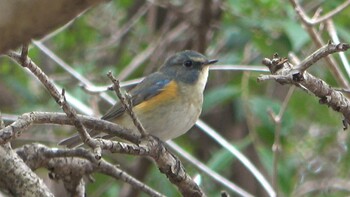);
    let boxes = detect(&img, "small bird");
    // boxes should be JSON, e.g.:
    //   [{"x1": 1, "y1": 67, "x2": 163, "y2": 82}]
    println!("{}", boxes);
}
[{"x1": 59, "y1": 50, "x2": 218, "y2": 147}]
